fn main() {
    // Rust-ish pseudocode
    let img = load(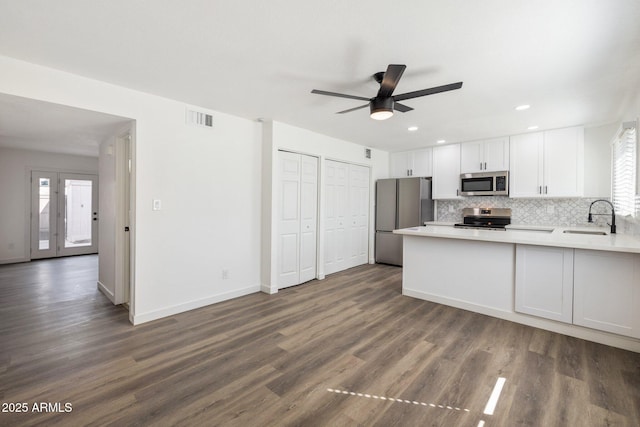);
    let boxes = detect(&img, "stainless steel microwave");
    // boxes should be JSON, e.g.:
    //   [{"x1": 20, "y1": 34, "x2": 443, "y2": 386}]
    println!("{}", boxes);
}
[{"x1": 460, "y1": 171, "x2": 509, "y2": 196}]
